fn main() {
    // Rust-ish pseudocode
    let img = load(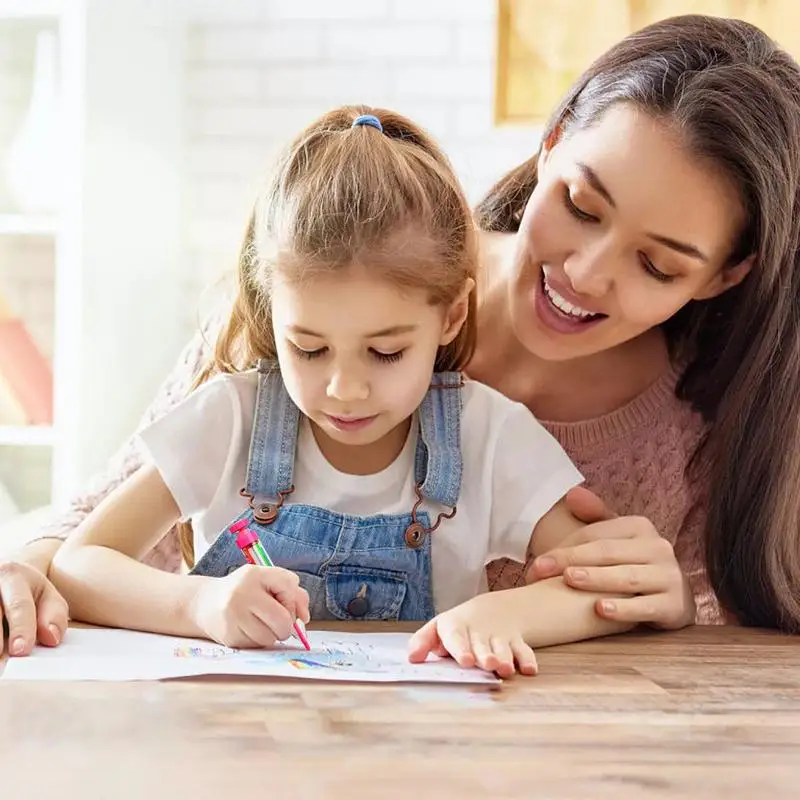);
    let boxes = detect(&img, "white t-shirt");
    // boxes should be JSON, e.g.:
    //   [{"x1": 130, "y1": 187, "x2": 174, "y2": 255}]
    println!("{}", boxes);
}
[{"x1": 139, "y1": 371, "x2": 583, "y2": 613}]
